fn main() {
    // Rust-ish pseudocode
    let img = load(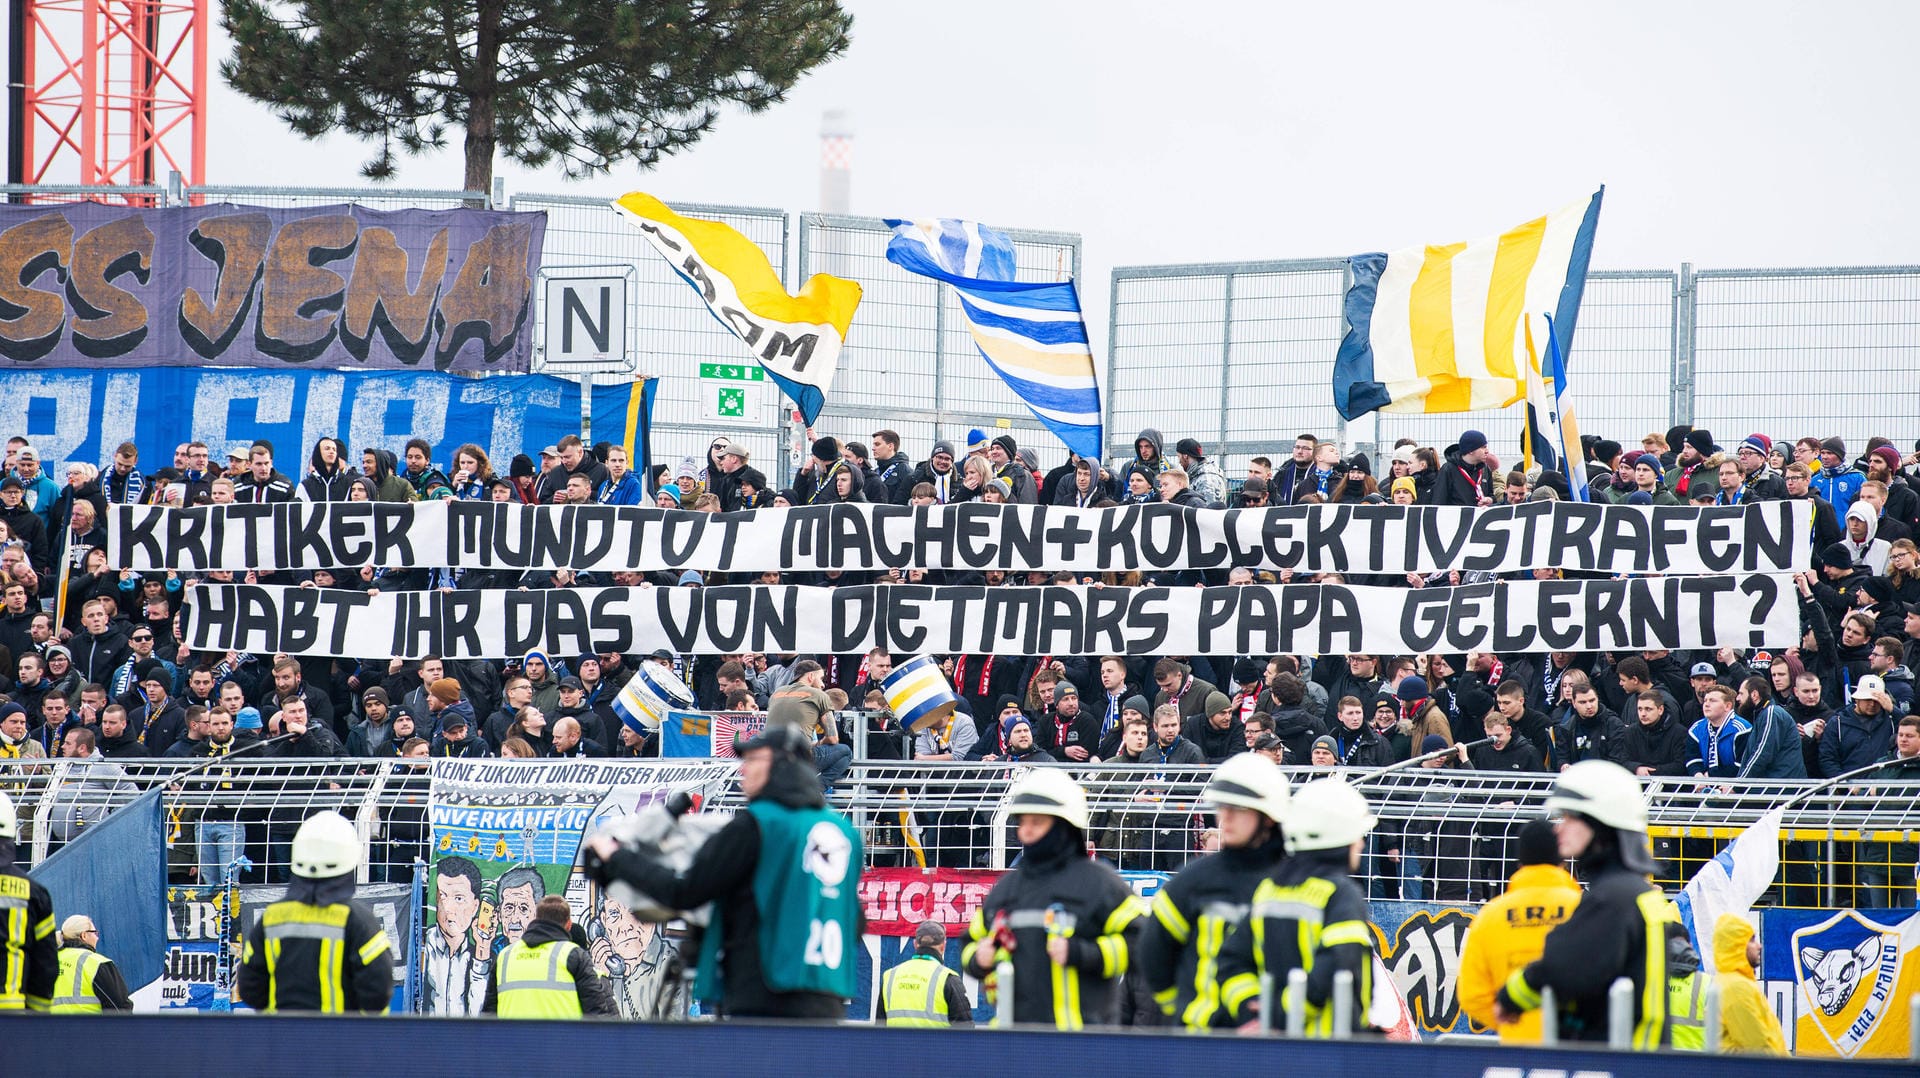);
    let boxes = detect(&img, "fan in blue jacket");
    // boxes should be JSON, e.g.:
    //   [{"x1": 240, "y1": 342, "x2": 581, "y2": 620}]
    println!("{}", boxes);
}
[{"x1": 1686, "y1": 686, "x2": 1751, "y2": 778}]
